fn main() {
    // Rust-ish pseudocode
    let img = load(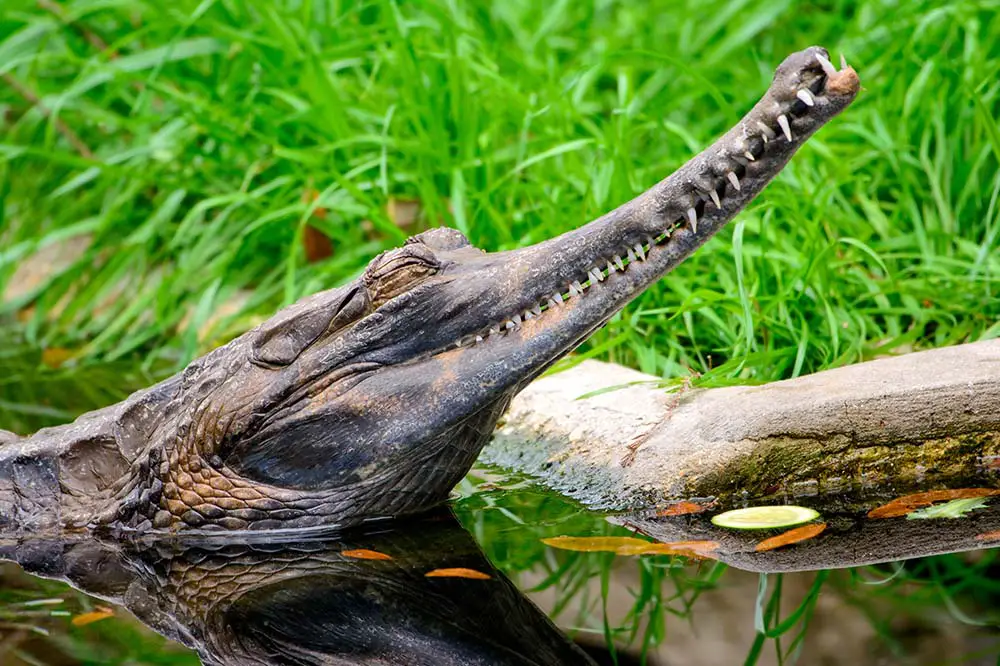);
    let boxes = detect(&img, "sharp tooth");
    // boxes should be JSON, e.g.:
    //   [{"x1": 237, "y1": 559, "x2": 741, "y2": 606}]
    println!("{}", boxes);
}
[
  {"x1": 777, "y1": 114, "x2": 792, "y2": 142},
  {"x1": 455, "y1": 339, "x2": 463, "y2": 348},
  {"x1": 661, "y1": 227, "x2": 673, "y2": 239},
  {"x1": 815, "y1": 52, "x2": 837, "y2": 77},
  {"x1": 840, "y1": 53, "x2": 848, "y2": 70},
  {"x1": 547, "y1": 298, "x2": 558, "y2": 308},
  {"x1": 727, "y1": 172, "x2": 741, "y2": 192},
  {"x1": 755, "y1": 120, "x2": 776, "y2": 140},
  {"x1": 505, "y1": 320, "x2": 516, "y2": 330},
  {"x1": 709, "y1": 189, "x2": 721, "y2": 209},
  {"x1": 606, "y1": 260, "x2": 616, "y2": 274},
  {"x1": 571, "y1": 280, "x2": 584, "y2": 293},
  {"x1": 553, "y1": 292, "x2": 564, "y2": 304},
  {"x1": 523, "y1": 309, "x2": 534, "y2": 320},
  {"x1": 589, "y1": 268, "x2": 604, "y2": 283},
  {"x1": 490, "y1": 325, "x2": 500, "y2": 335},
  {"x1": 626, "y1": 247, "x2": 637, "y2": 263},
  {"x1": 532, "y1": 304, "x2": 542, "y2": 316},
  {"x1": 796, "y1": 89, "x2": 815, "y2": 107},
  {"x1": 633, "y1": 243, "x2": 646, "y2": 261},
  {"x1": 512, "y1": 314, "x2": 522, "y2": 325},
  {"x1": 686, "y1": 207, "x2": 698, "y2": 233},
  {"x1": 475, "y1": 335, "x2": 483, "y2": 344},
  {"x1": 744, "y1": 151, "x2": 756, "y2": 163},
  {"x1": 613, "y1": 255, "x2": 625, "y2": 271}
]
